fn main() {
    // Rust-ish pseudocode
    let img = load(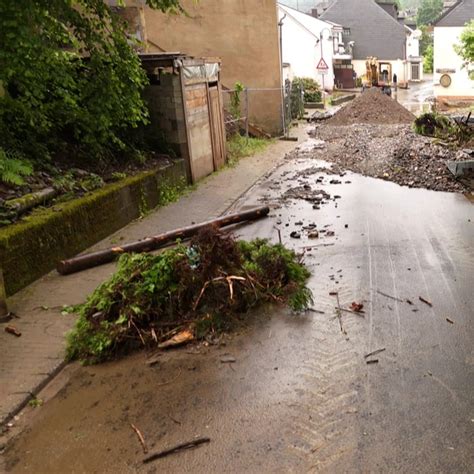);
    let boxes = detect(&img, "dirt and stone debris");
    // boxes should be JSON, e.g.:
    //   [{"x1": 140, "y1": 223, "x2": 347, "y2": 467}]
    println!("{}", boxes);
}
[
  {"x1": 307, "y1": 123, "x2": 470, "y2": 192},
  {"x1": 326, "y1": 88, "x2": 415, "y2": 126}
]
